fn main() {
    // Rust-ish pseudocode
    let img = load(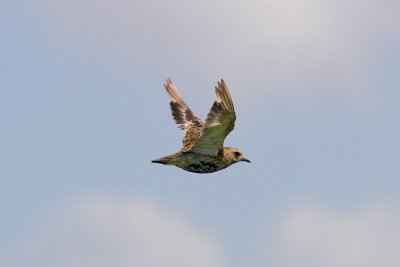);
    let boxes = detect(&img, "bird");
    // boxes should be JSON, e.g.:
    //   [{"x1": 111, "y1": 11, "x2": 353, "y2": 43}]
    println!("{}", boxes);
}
[{"x1": 152, "y1": 78, "x2": 250, "y2": 173}]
